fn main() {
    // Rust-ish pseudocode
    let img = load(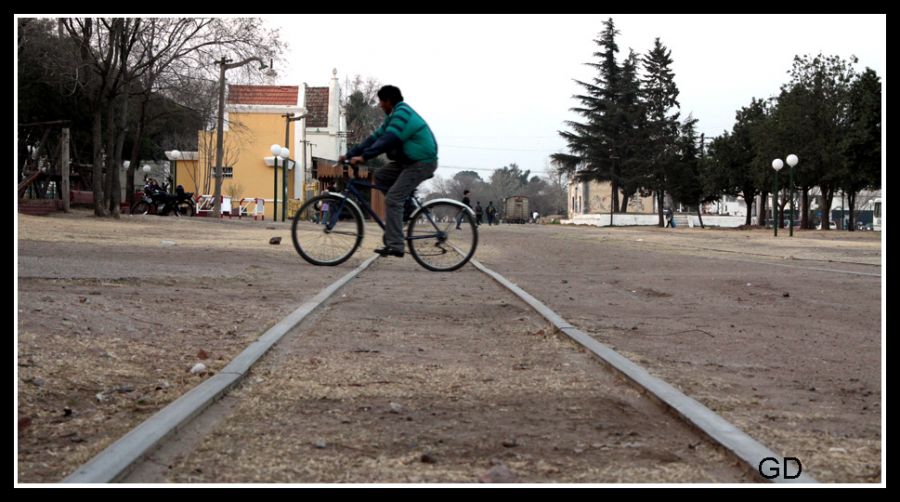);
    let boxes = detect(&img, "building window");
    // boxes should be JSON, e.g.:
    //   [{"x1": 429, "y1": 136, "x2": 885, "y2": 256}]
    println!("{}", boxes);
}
[{"x1": 222, "y1": 167, "x2": 234, "y2": 178}]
